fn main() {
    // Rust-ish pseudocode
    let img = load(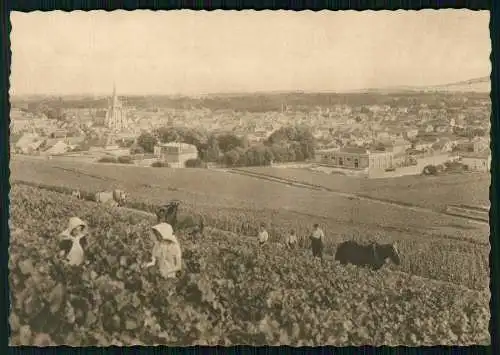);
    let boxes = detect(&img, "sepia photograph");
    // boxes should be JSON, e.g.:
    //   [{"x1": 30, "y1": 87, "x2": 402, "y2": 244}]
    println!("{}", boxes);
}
[{"x1": 8, "y1": 9, "x2": 491, "y2": 346}]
